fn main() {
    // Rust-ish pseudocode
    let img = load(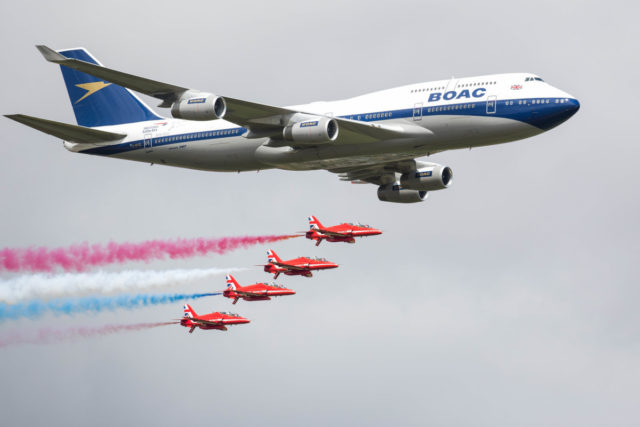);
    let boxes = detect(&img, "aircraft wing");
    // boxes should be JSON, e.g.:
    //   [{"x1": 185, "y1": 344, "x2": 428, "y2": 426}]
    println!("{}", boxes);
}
[
  {"x1": 234, "y1": 290, "x2": 268, "y2": 297},
  {"x1": 190, "y1": 317, "x2": 225, "y2": 327},
  {"x1": 36, "y1": 45, "x2": 430, "y2": 144},
  {"x1": 36, "y1": 45, "x2": 188, "y2": 106},
  {"x1": 328, "y1": 163, "x2": 402, "y2": 186},
  {"x1": 325, "y1": 157, "x2": 444, "y2": 186},
  {"x1": 316, "y1": 228, "x2": 352, "y2": 237},
  {"x1": 272, "y1": 262, "x2": 307, "y2": 271}
]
